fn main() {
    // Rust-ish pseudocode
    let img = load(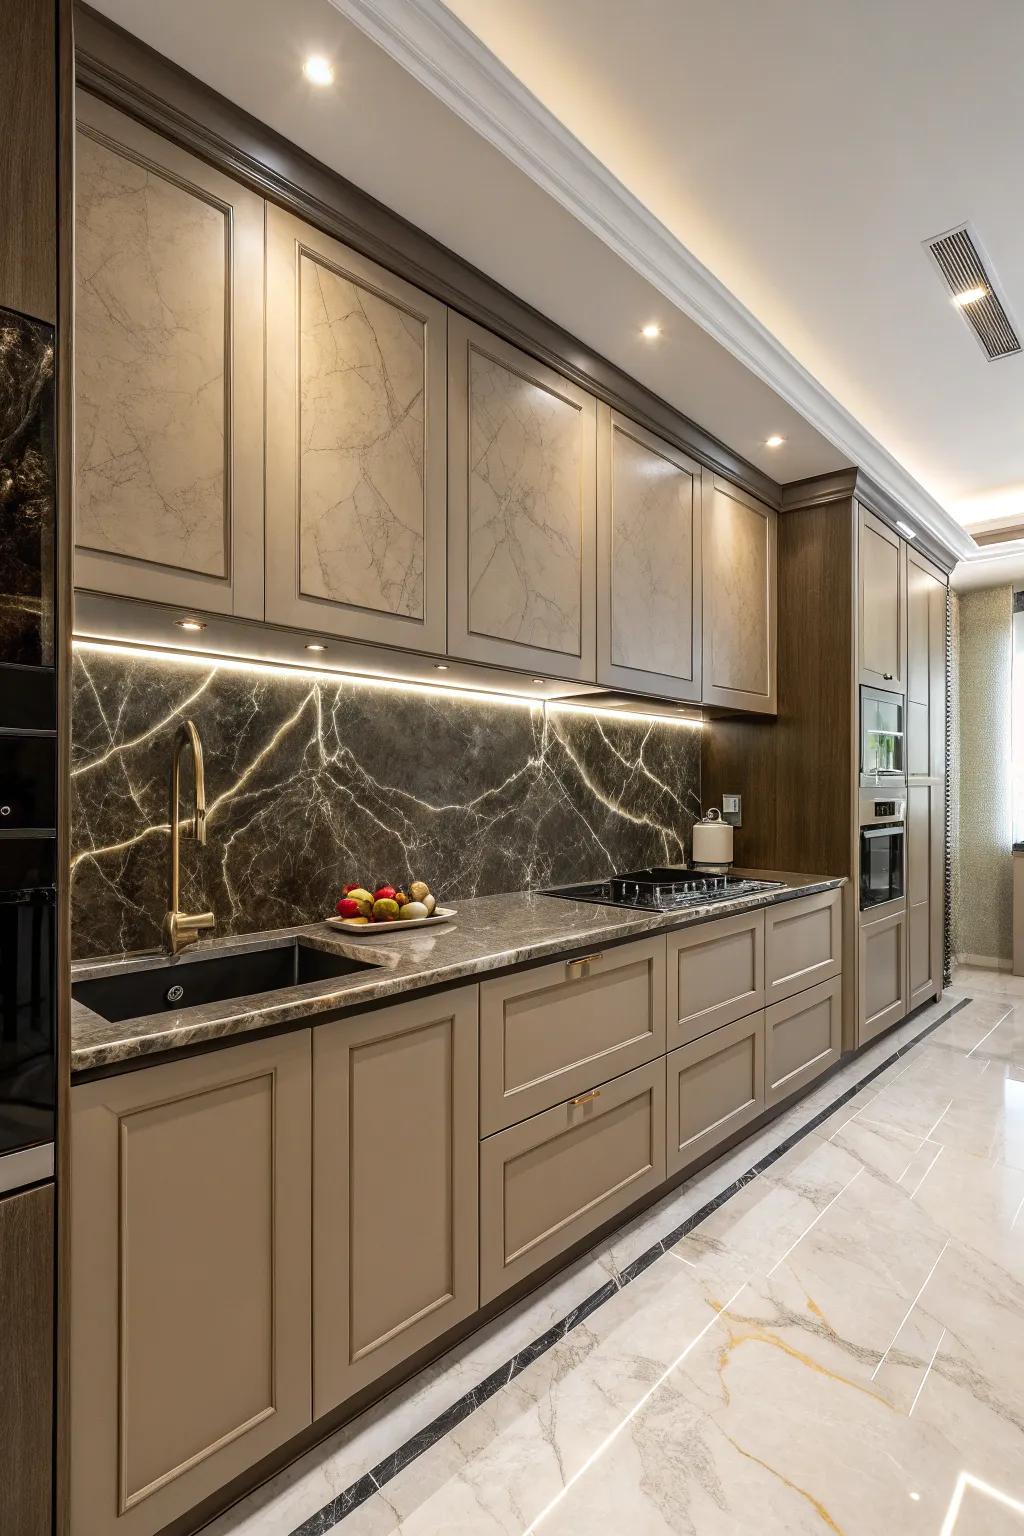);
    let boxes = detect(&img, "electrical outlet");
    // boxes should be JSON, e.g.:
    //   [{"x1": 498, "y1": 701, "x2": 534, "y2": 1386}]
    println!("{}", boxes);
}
[{"x1": 722, "y1": 793, "x2": 742, "y2": 827}]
